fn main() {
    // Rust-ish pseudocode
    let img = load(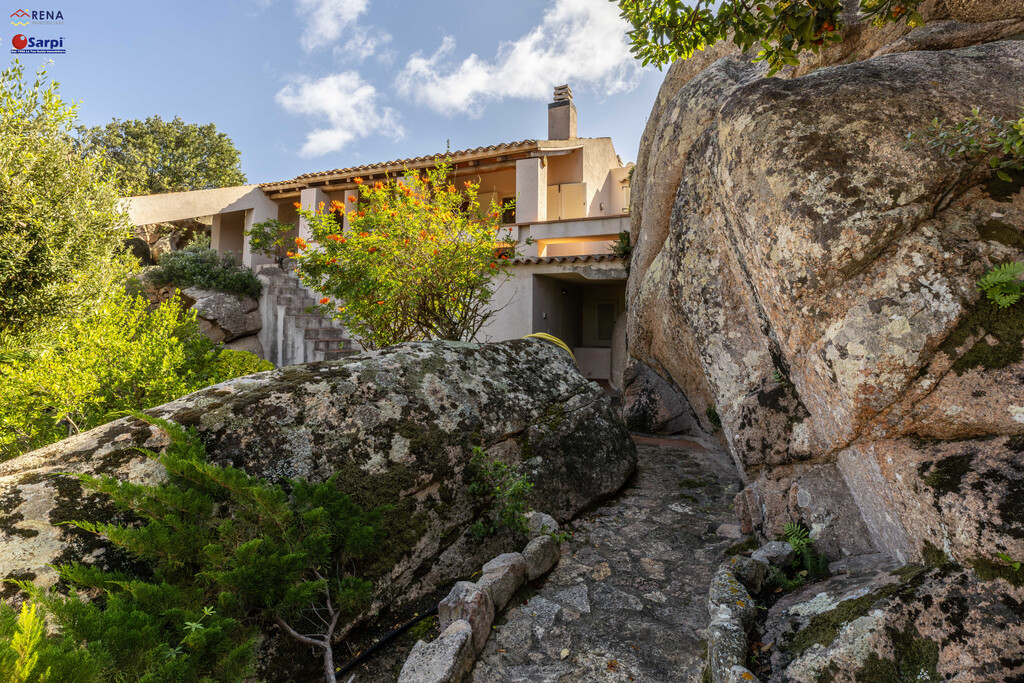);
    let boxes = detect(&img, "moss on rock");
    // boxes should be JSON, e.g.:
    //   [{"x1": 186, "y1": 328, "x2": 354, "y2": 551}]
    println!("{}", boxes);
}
[{"x1": 939, "y1": 298, "x2": 1024, "y2": 375}]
